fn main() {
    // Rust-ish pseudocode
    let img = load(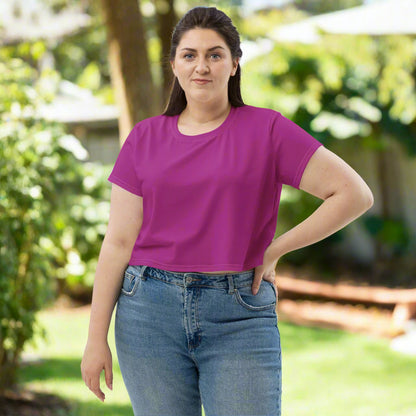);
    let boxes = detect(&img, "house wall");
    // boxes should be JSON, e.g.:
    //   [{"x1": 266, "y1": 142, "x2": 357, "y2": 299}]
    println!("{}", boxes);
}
[
  {"x1": 81, "y1": 132, "x2": 120, "y2": 165},
  {"x1": 71, "y1": 124, "x2": 120, "y2": 165}
]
